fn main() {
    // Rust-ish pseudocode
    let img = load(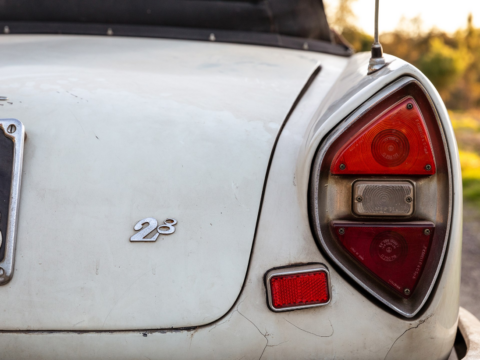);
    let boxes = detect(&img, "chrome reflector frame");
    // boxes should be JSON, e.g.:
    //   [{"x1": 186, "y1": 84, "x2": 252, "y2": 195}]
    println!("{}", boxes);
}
[{"x1": 264, "y1": 264, "x2": 331, "y2": 312}]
